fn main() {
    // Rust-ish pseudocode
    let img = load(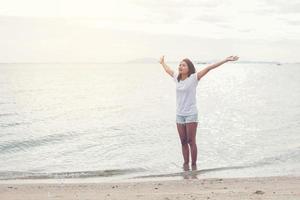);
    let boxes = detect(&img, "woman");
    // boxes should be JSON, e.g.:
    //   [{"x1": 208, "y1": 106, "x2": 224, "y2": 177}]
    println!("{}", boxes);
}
[{"x1": 159, "y1": 55, "x2": 239, "y2": 169}]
